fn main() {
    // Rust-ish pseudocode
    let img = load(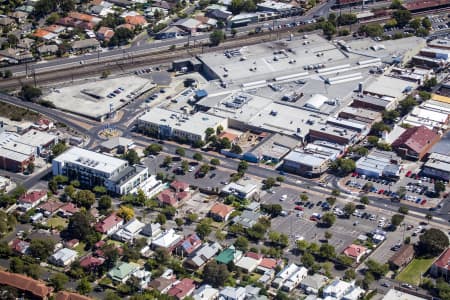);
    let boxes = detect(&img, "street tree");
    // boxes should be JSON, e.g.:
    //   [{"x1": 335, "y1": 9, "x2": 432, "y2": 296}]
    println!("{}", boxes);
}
[
  {"x1": 20, "y1": 85, "x2": 42, "y2": 102},
  {"x1": 300, "y1": 194, "x2": 309, "y2": 202},
  {"x1": 74, "y1": 190, "x2": 95, "y2": 209},
  {"x1": 418, "y1": 228, "x2": 449, "y2": 257},
  {"x1": 163, "y1": 155, "x2": 172, "y2": 166},
  {"x1": 324, "y1": 231, "x2": 332, "y2": 240},
  {"x1": 122, "y1": 149, "x2": 140, "y2": 165},
  {"x1": 175, "y1": 147, "x2": 185, "y2": 156},
  {"x1": 193, "y1": 153, "x2": 203, "y2": 161},
  {"x1": 391, "y1": 214, "x2": 404, "y2": 227},
  {"x1": 209, "y1": 30, "x2": 225, "y2": 46},
  {"x1": 322, "y1": 21, "x2": 336, "y2": 39},
  {"x1": 117, "y1": 206, "x2": 135, "y2": 221},
  {"x1": 321, "y1": 213, "x2": 336, "y2": 227},
  {"x1": 77, "y1": 277, "x2": 92, "y2": 295},
  {"x1": 343, "y1": 203, "x2": 356, "y2": 216},
  {"x1": 50, "y1": 273, "x2": 69, "y2": 291},
  {"x1": 210, "y1": 158, "x2": 220, "y2": 166},
  {"x1": 144, "y1": 144, "x2": 162, "y2": 155},
  {"x1": 326, "y1": 197, "x2": 336, "y2": 206},
  {"x1": 398, "y1": 206, "x2": 409, "y2": 215},
  {"x1": 237, "y1": 161, "x2": 248, "y2": 173},
  {"x1": 435, "y1": 181, "x2": 446, "y2": 195},
  {"x1": 393, "y1": 9, "x2": 412, "y2": 27},
  {"x1": 360, "y1": 196, "x2": 369, "y2": 205},
  {"x1": 319, "y1": 243, "x2": 336, "y2": 259},
  {"x1": 235, "y1": 236, "x2": 249, "y2": 251}
]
